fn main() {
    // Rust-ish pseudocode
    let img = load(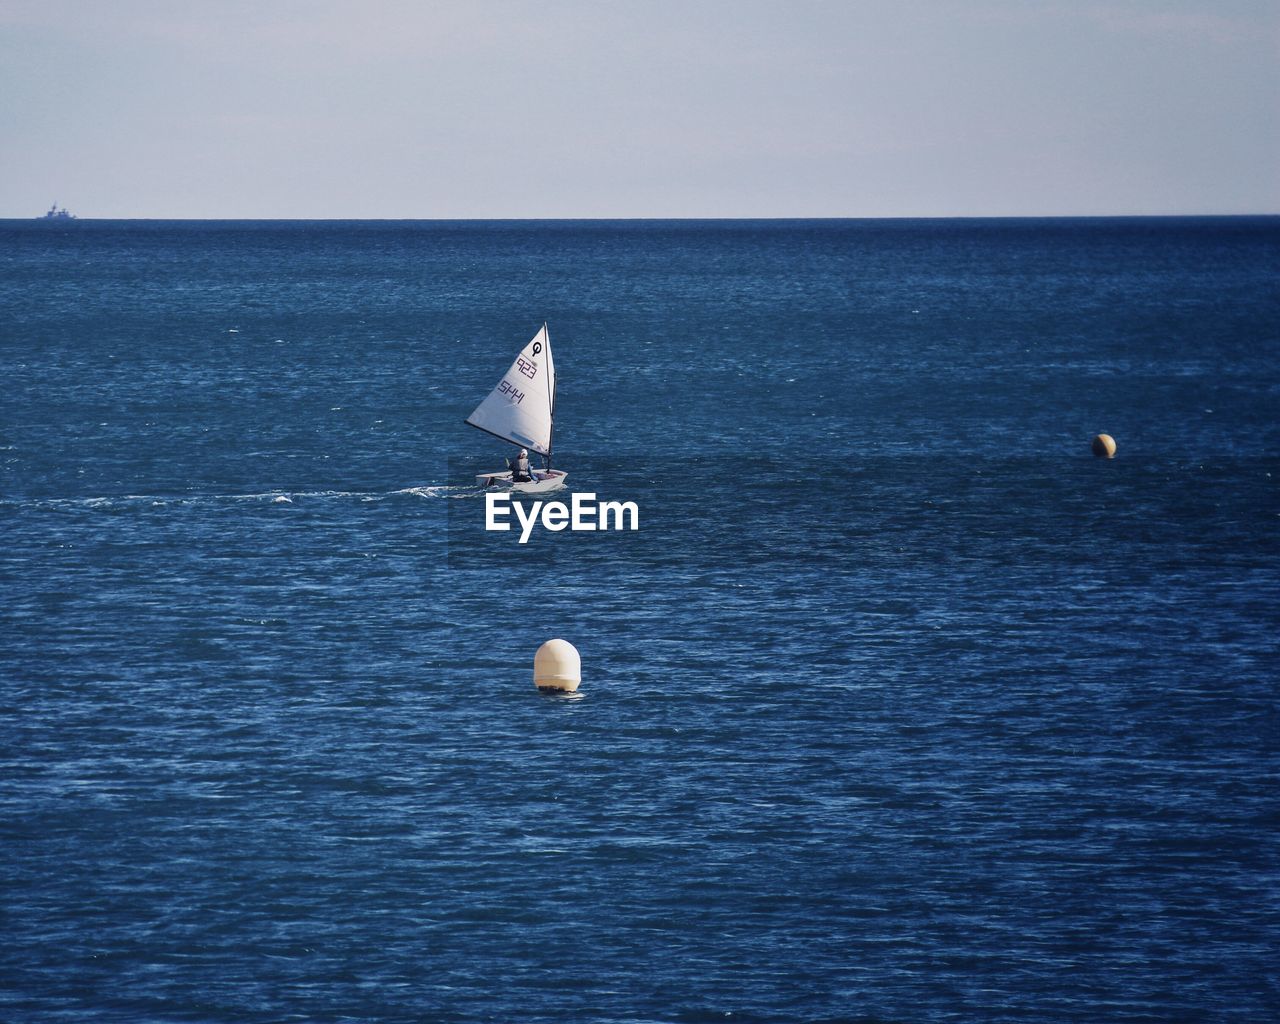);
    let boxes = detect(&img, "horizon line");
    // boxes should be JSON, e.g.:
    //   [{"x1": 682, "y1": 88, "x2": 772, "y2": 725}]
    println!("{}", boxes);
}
[{"x1": 5, "y1": 212, "x2": 1279, "y2": 222}]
